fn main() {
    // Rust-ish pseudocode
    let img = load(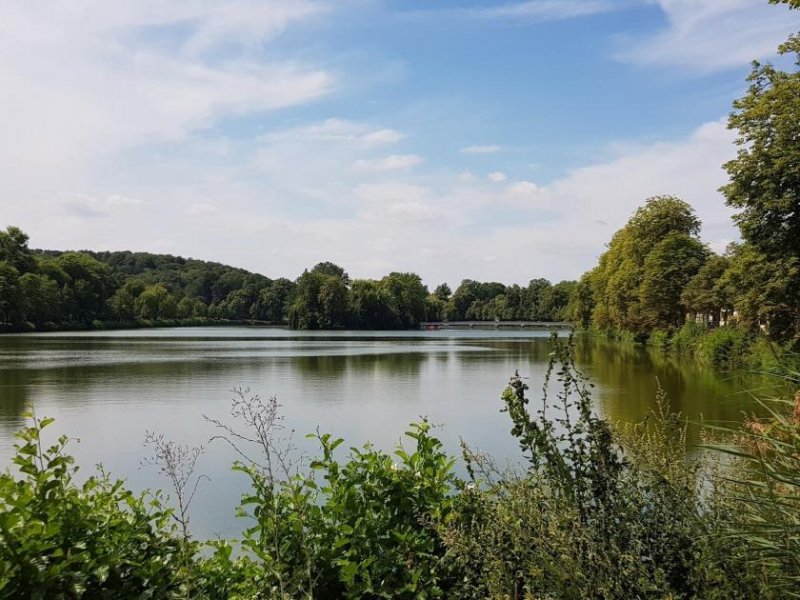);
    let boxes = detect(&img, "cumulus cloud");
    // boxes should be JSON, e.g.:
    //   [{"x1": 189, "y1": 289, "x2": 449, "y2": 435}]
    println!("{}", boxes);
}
[
  {"x1": 488, "y1": 171, "x2": 507, "y2": 182},
  {"x1": 617, "y1": 0, "x2": 800, "y2": 71}
]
